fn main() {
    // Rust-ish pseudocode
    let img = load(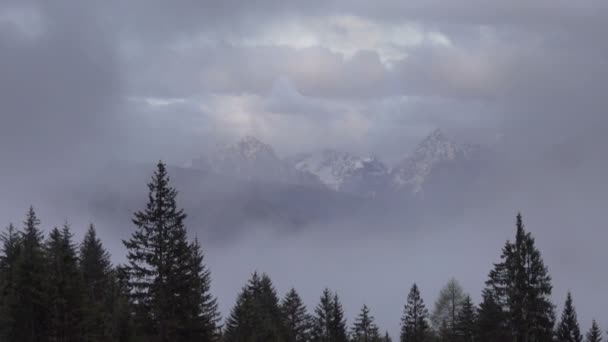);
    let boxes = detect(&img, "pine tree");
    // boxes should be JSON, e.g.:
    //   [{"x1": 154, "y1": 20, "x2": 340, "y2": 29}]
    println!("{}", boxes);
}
[
  {"x1": 486, "y1": 213, "x2": 555, "y2": 342},
  {"x1": 585, "y1": 320, "x2": 602, "y2": 342},
  {"x1": 431, "y1": 278, "x2": 466, "y2": 340},
  {"x1": 454, "y1": 295, "x2": 476, "y2": 342},
  {"x1": 281, "y1": 288, "x2": 311, "y2": 342},
  {"x1": 400, "y1": 283, "x2": 430, "y2": 342},
  {"x1": 11, "y1": 206, "x2": 49, "y2": 341},
  {"x1": 45, "y1": 223, "x2": 84, "y2": 341},
  {"x1": 224, "y1": 272, "x2": 286, "y2": 342},
  {"x1": 351, "y1": 304, "x2": 382, "y2": 342},
  {"x1": 556, "y1": 292, "x2": 582, "y2": 342},
  {"x1": 476, "y1": 288, "x2": 509, "y2": 342},
  {"x1": 383, "y1": 331, "x2": 393, "y2": 342},
  {"x1": 123, "y1": 161, "x2": 217, "y2": 341},
  {"x1": 310, "y1": 288, "x2": 348, "y2": 342}
]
